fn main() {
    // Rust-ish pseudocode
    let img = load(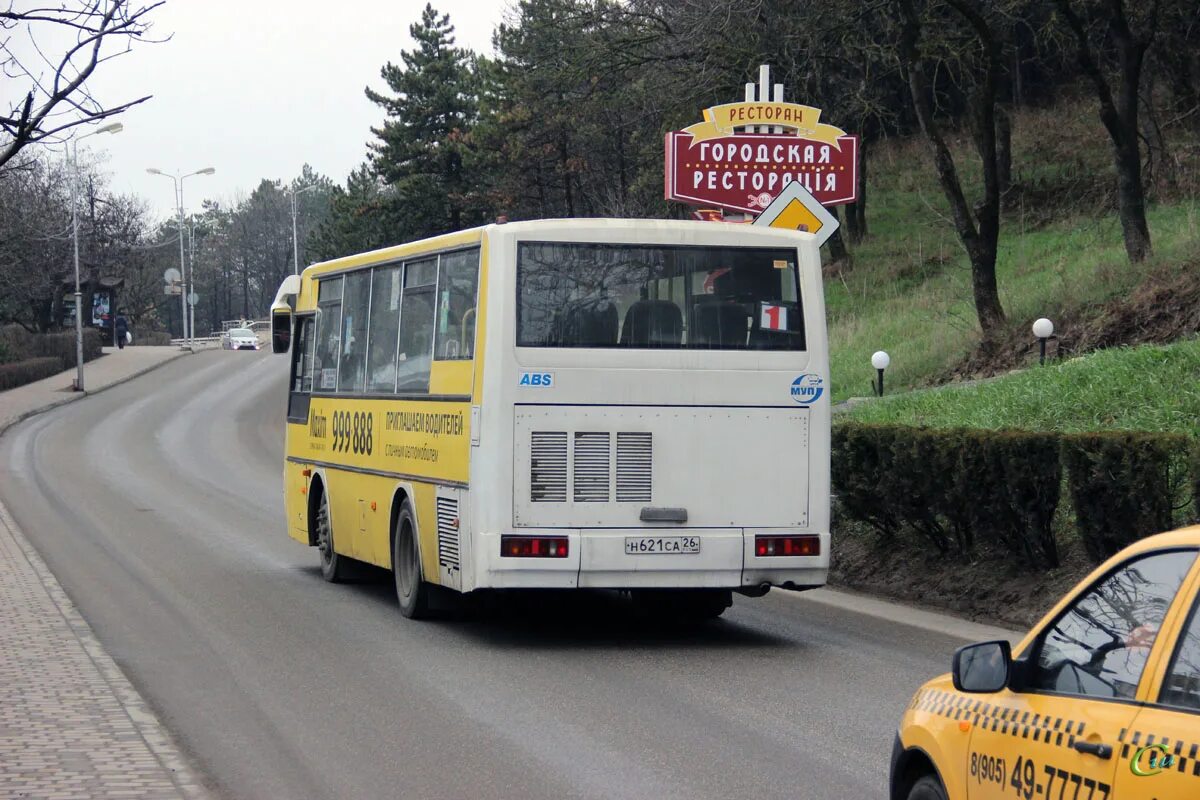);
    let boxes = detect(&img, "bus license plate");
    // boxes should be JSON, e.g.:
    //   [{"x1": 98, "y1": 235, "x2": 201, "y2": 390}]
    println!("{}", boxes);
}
[{"x1": 625, "y1": 536, "x2": 700, "y2": 555}]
